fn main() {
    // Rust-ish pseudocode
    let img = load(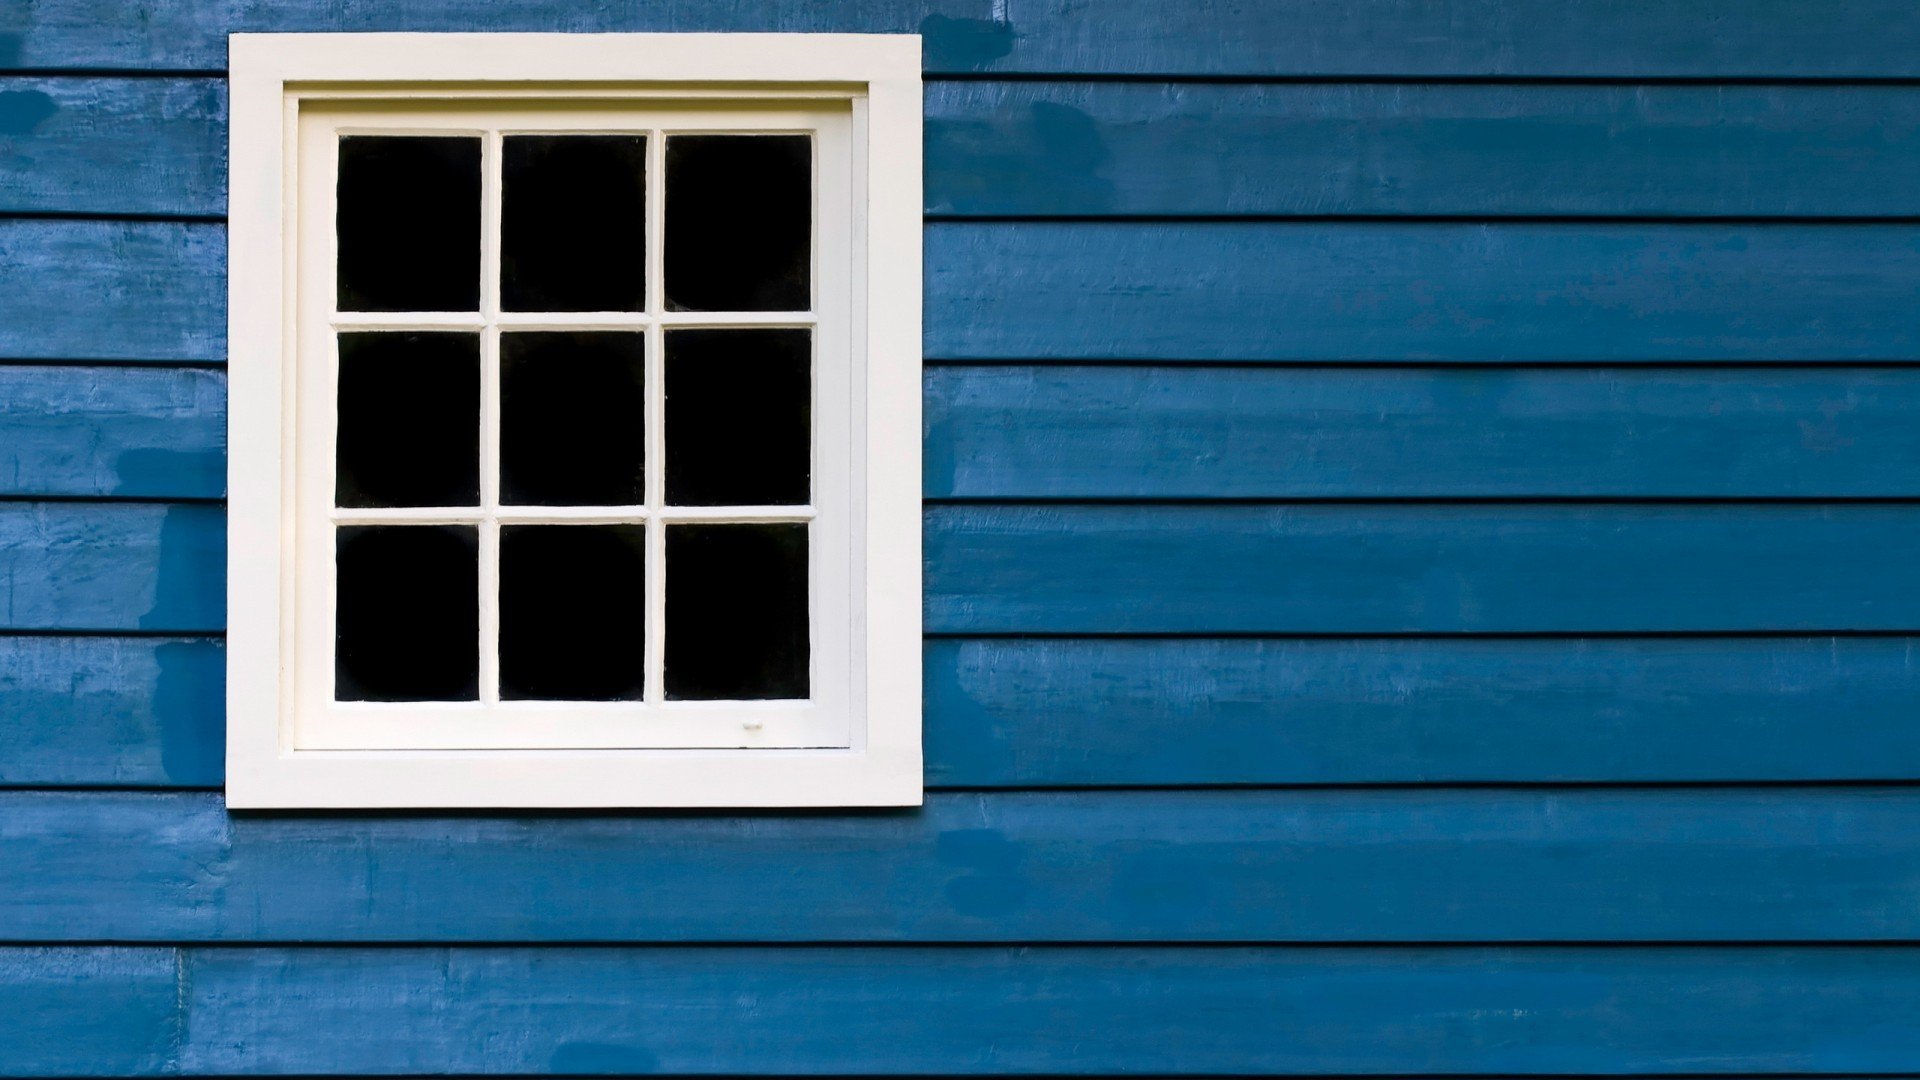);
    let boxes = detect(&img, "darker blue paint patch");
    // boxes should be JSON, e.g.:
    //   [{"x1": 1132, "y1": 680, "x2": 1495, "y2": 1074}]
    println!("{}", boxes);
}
[
  {"x1": 114, "y1": 448, "x2": 225, "y2": 500},
  {"x1": 937, "y1": 826, "x2": 1029, "y2": 918},
  {"x1": 137, "y1": 504, "x2": 226, "y2": 632},
  {"x1": 0, "y1": 90, "x2": 57, "y2": 136},
  {"x1": 0, "y1": 35, "x2": 22, "y2": 69},
  {"x1": 920, "y1": 13, "x2": 1013, "y2": 72},
  {"x1": 153, "y1": 639, "x2": 224, "y2": 785}
]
